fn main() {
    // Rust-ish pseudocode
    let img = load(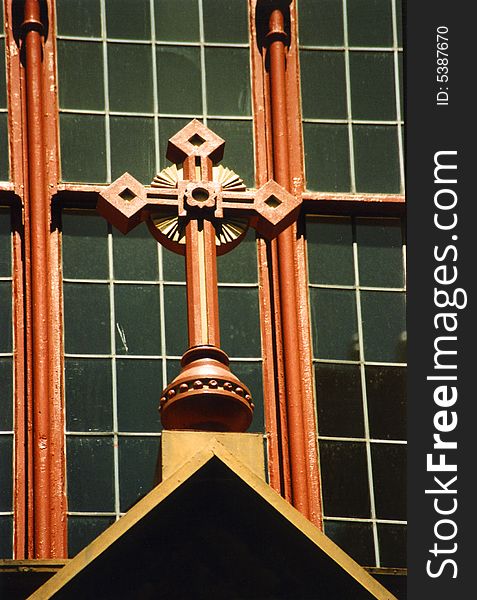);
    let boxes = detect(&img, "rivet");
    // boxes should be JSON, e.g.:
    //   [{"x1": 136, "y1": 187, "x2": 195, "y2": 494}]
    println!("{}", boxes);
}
[
  {"x1": 235, "y1": 387, "x2": 244, "y2": 396},
  {"x1": 245, "y1": 394, "x2": 252, "y2": 402},
  {"x1": 223, "y1": 382, "x2": 233, "y2": 391},
  {"x1": 167, "y1": 389, "x2": 176, "y2": 399},
  {"x1": 179, "y1": 383, "x2": 189, "y2": 393},
  {"x1": 160, "y1": 396, "x2": 166, "y2": 405},
  {"x1": 209, "y1": 380, "x2": 218, "y2": 388},
  {"x1": 193, "y1": 380, "x2": 203, "y2": 389}
]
